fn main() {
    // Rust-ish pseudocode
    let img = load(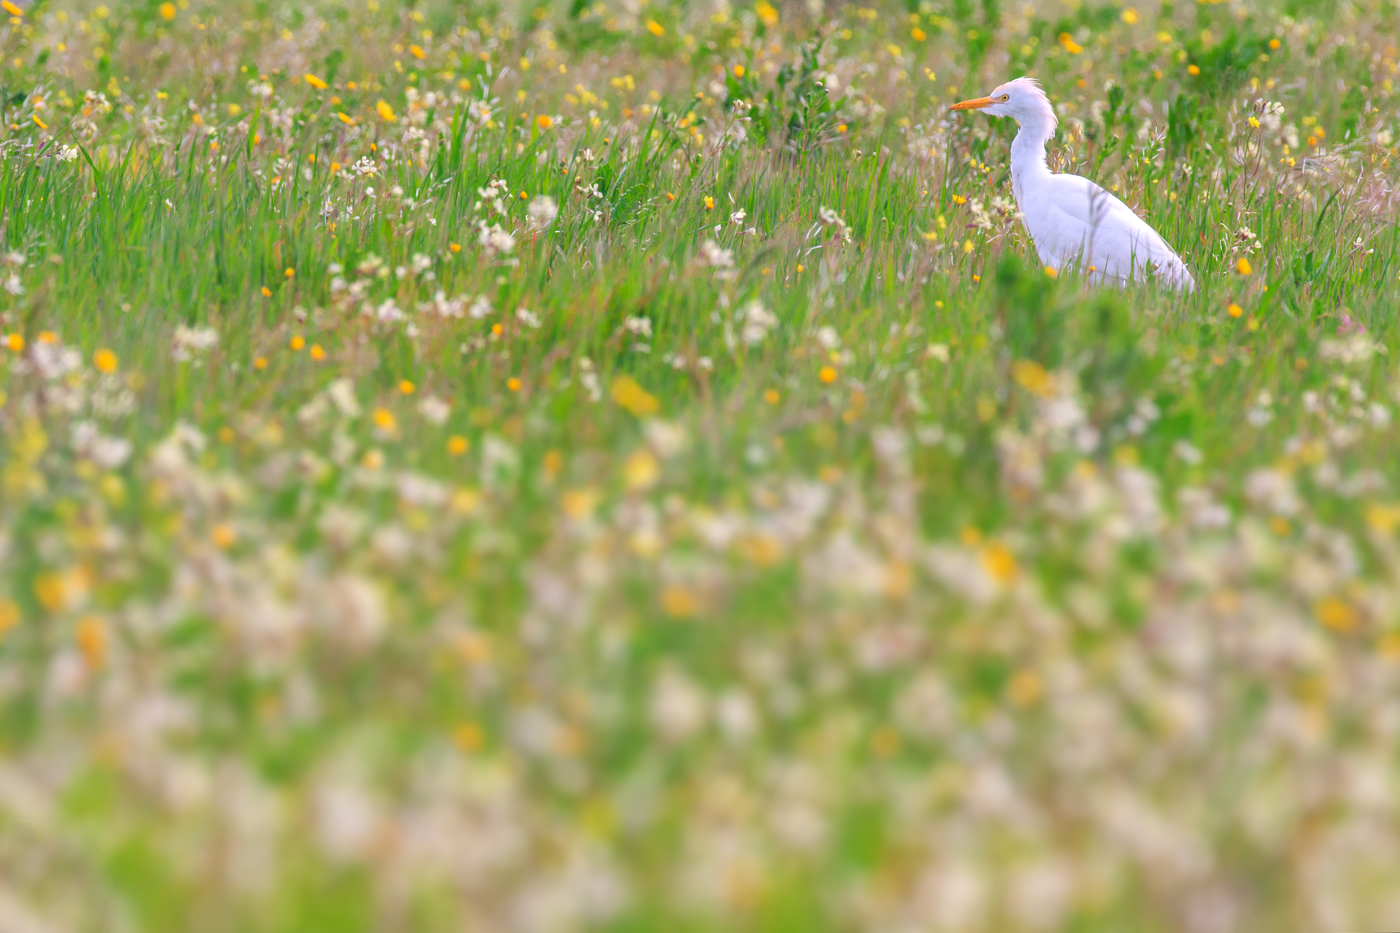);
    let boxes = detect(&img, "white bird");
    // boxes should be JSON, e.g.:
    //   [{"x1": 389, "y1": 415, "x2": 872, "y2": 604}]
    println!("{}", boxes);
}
[{"x1": 951, "y1": 77, "x2": 1194, "y2": 289}]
